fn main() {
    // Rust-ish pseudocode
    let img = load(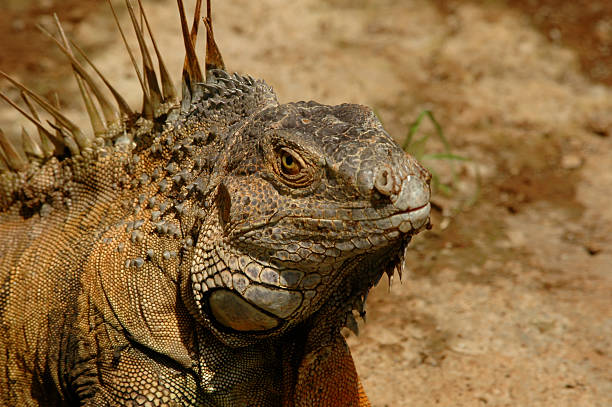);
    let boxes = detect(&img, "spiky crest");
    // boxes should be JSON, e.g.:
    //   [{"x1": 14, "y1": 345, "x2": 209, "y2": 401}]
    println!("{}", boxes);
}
[
  {"x1": 107, "y1": 0, "x2": 153, "y2": 119},
  {"x1": 53, "y1": 15, "x2": 106, "y2": 137},
  {"x1": 0, "y1": 0, "x2": 227, "y2": 176},
  {"x1": 0, "y1": 129, "x2": 26, "y2": 171},
  {"x1": 20, "y1": 92, "x2": 63, "y2": 157},
  {"x1": 136, "y1": 0, "x2": 177, "y2": 103},
  {"x1": 125, "y1": 0, "x2": 163, "y2": 115},
  {"x1": 203, "y1": 3, "x2": 225, "y2": 75},
  {"x1": 177, "y1": 0, "x2": 204, "y2": 111},
  {"x1": 70, "y1": 40, "x2": 134, "y2": 119}
]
